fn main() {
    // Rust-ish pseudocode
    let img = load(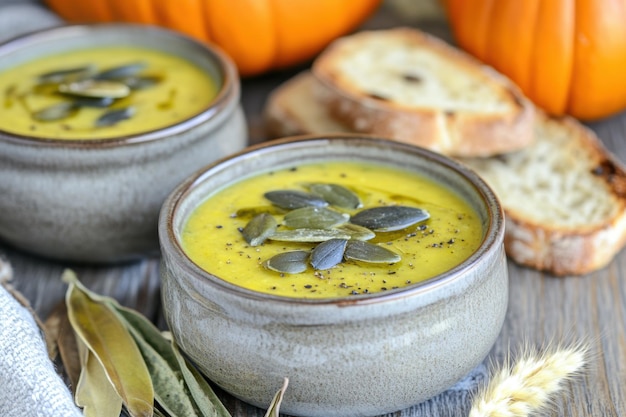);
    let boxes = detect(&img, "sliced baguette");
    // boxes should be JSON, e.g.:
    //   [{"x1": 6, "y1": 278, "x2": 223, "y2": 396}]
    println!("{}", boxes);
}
[
  {"x1": 311, "y1": 27, "x2": 533, "y2": 157},
  {"x1": 263, "y1": 71, "x2": 626, "y2": 275},
  {"x1": 460, "y1": 112, "x2": 626, "y2": 275},
  {"x1": 264, "y1": 71, "x2": 352, "y2": 138}
]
